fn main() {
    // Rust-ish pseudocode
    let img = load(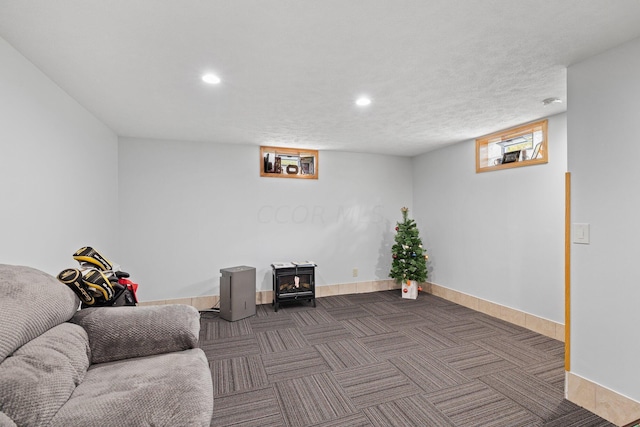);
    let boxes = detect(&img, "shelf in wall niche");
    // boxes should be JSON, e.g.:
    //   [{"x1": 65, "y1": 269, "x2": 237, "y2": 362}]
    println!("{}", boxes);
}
[
  {"x1": 260, "y1": 146, "x2": 318, "y2": 179},
  {"x1": 476, "y1": 119, "x2": 548, "y2": 173}
]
